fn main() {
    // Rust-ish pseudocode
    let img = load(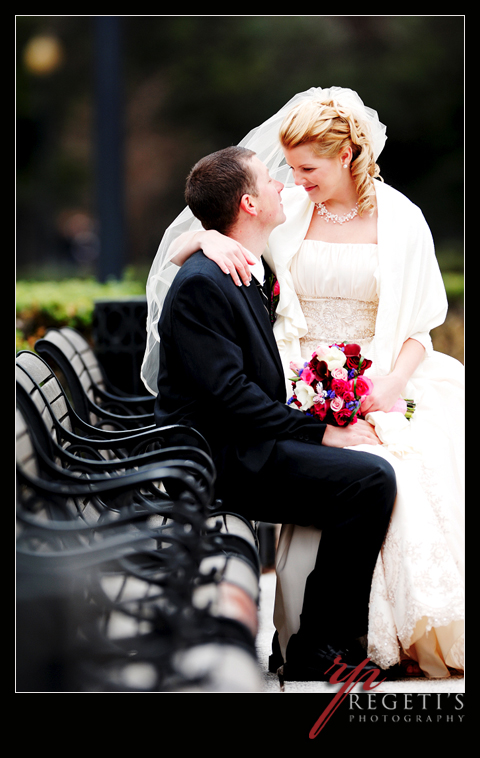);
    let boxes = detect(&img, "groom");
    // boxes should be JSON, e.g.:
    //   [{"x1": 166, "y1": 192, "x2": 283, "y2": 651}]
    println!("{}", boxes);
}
[{"x1": 154, "y1": 146, "x2": 397, "y2": 681}]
